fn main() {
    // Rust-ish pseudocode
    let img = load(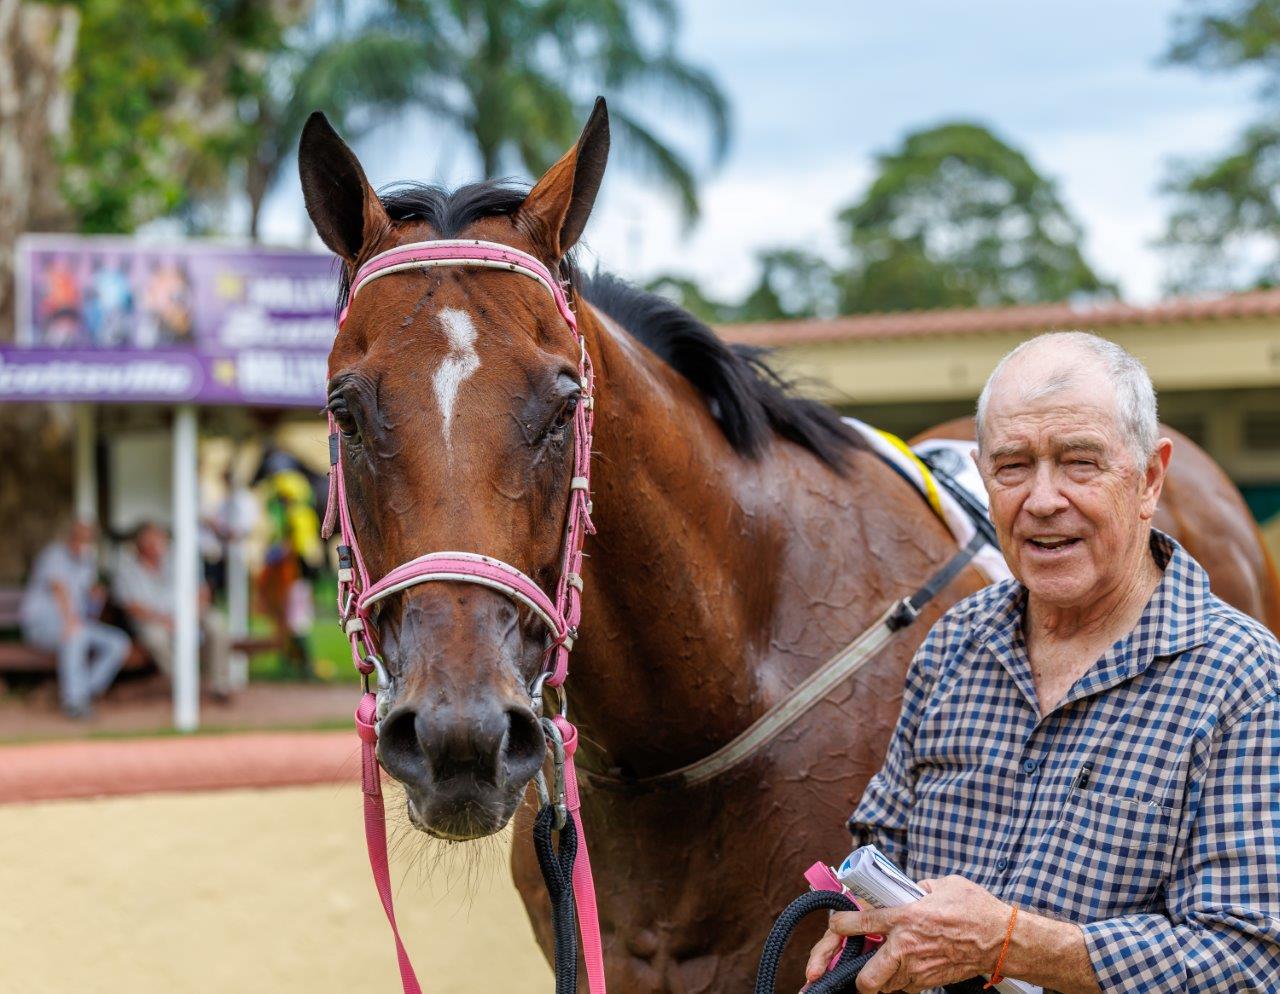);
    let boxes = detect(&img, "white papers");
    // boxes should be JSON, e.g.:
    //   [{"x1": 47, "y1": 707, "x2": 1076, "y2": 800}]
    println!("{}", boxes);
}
[{"x1": 834, "y1": 846, "x2": 1041, "y2": 994}]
